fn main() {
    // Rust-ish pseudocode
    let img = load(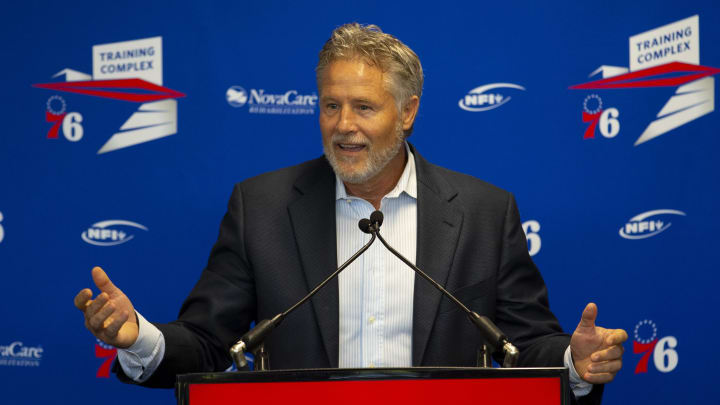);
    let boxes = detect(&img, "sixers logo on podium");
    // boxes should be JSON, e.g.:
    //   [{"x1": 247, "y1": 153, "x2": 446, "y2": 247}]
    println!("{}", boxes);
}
[
  {"x1": 33, "y1": 36, "x2": 185, "y2": 154},
  {"x1": 571, "y1": 15, "x2": 720, "y2": 146},
  {"x1": 633, "y1": 319, "x2": 678, "y2": 374}
]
